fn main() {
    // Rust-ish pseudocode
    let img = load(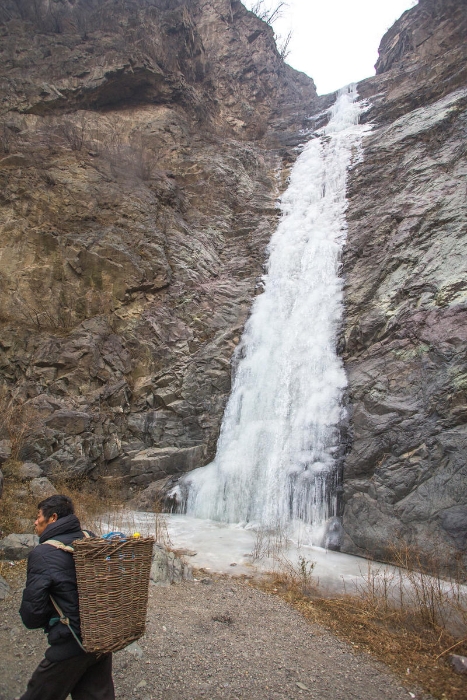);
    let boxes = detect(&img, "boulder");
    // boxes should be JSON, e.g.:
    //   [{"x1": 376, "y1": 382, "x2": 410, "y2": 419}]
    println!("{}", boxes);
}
[
  {"x1": 440, "y1": 506, "x2": 467, "y2": 550},
  {"x1": 17, "y1": 462, "x2": 43, "y2": 481},
  {"x1": 128, "y1": 476, "x2": 176, "y2": 511},
  {"x1": 44, "y1": 411, "x2": 91, "y2": 435},
  {"x1": 0, "y1": 533, "x2": 39, "y2": 560},
  {"x1": 450, "y1": 655, "x2": 467, "y2": 675},
  {"x1": 29, "y1": 477, "x2": 57, "y2": 499},
  {"x1": 150, "y1": 544, "x2": 193, "y2": 586},
  {"x1": 129, "y1": 445, "x2": 205, "y2": 488},
  {"x1": 40, "y1": 455, "x2": 94, "y2": 481},
  {"x1": 0, "y1": 574, "x2": 10, "y2": 600}
]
